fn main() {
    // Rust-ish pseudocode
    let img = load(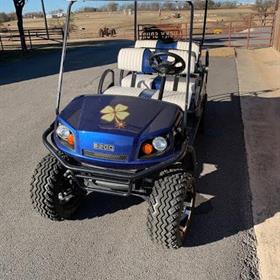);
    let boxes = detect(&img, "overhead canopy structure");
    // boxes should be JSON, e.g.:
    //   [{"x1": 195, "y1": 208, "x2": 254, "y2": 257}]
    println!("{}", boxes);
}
[{"x1": 56, "y1": 0, "x2": 209, "y2": 125}]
